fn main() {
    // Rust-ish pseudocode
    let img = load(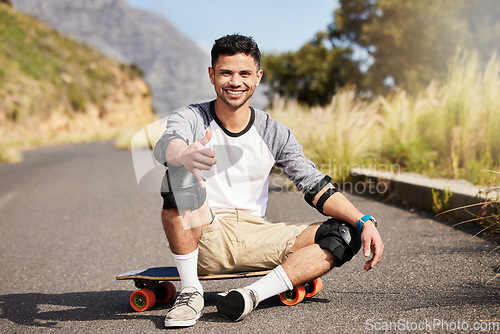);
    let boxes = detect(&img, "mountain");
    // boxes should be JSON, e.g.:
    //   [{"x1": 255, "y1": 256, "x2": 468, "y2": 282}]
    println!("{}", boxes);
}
[
  {"x1": 12, "y1": 0, "x2": 215, "y2": 116},
  {"x1": 0, "y1": 2, "x2": 154, "y2": 161}
]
